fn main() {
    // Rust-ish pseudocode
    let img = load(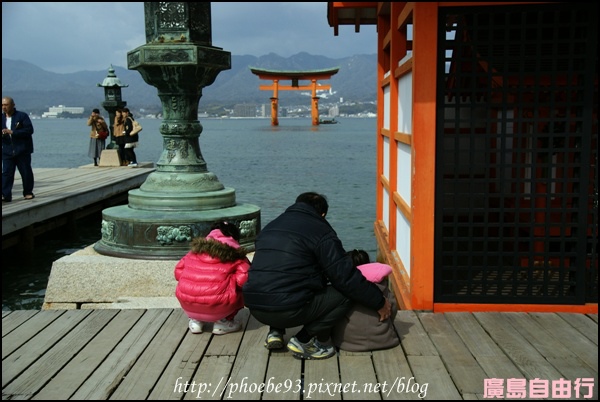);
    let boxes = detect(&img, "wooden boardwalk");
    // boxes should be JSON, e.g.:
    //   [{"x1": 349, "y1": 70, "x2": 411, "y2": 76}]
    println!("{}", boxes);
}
[
  {"x1": 1, "y1": 165, "x2": 155, "y2": 250},
  {"x1": 2, "y1": 309, "x2": 597, "y2": 400},
  {"x1": 2, "y1": 166, "x2": 598, "y2": 399}
]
